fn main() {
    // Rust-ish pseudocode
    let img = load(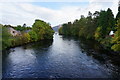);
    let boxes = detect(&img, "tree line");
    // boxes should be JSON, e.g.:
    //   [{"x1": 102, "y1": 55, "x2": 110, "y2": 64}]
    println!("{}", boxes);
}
[
  {"x1": 4, "y1": 23, "x2": 32, "y2": 31},
  {"x1": 59, "y1": 6, "x2": 120, "y2": 52},
  {"x1": 1, "y1": 19, "x2": 54, "y2": 50}
]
